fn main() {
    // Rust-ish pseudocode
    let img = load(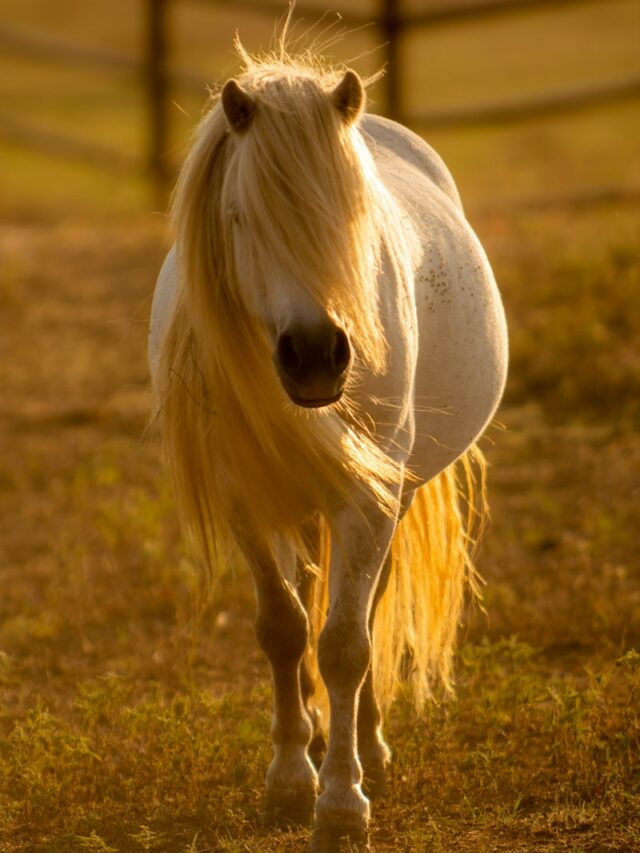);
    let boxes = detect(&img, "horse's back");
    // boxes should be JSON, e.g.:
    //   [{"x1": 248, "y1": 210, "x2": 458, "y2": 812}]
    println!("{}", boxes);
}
[{"x1": 361, "y1": 114, "x2": 463, "y2": 211}]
